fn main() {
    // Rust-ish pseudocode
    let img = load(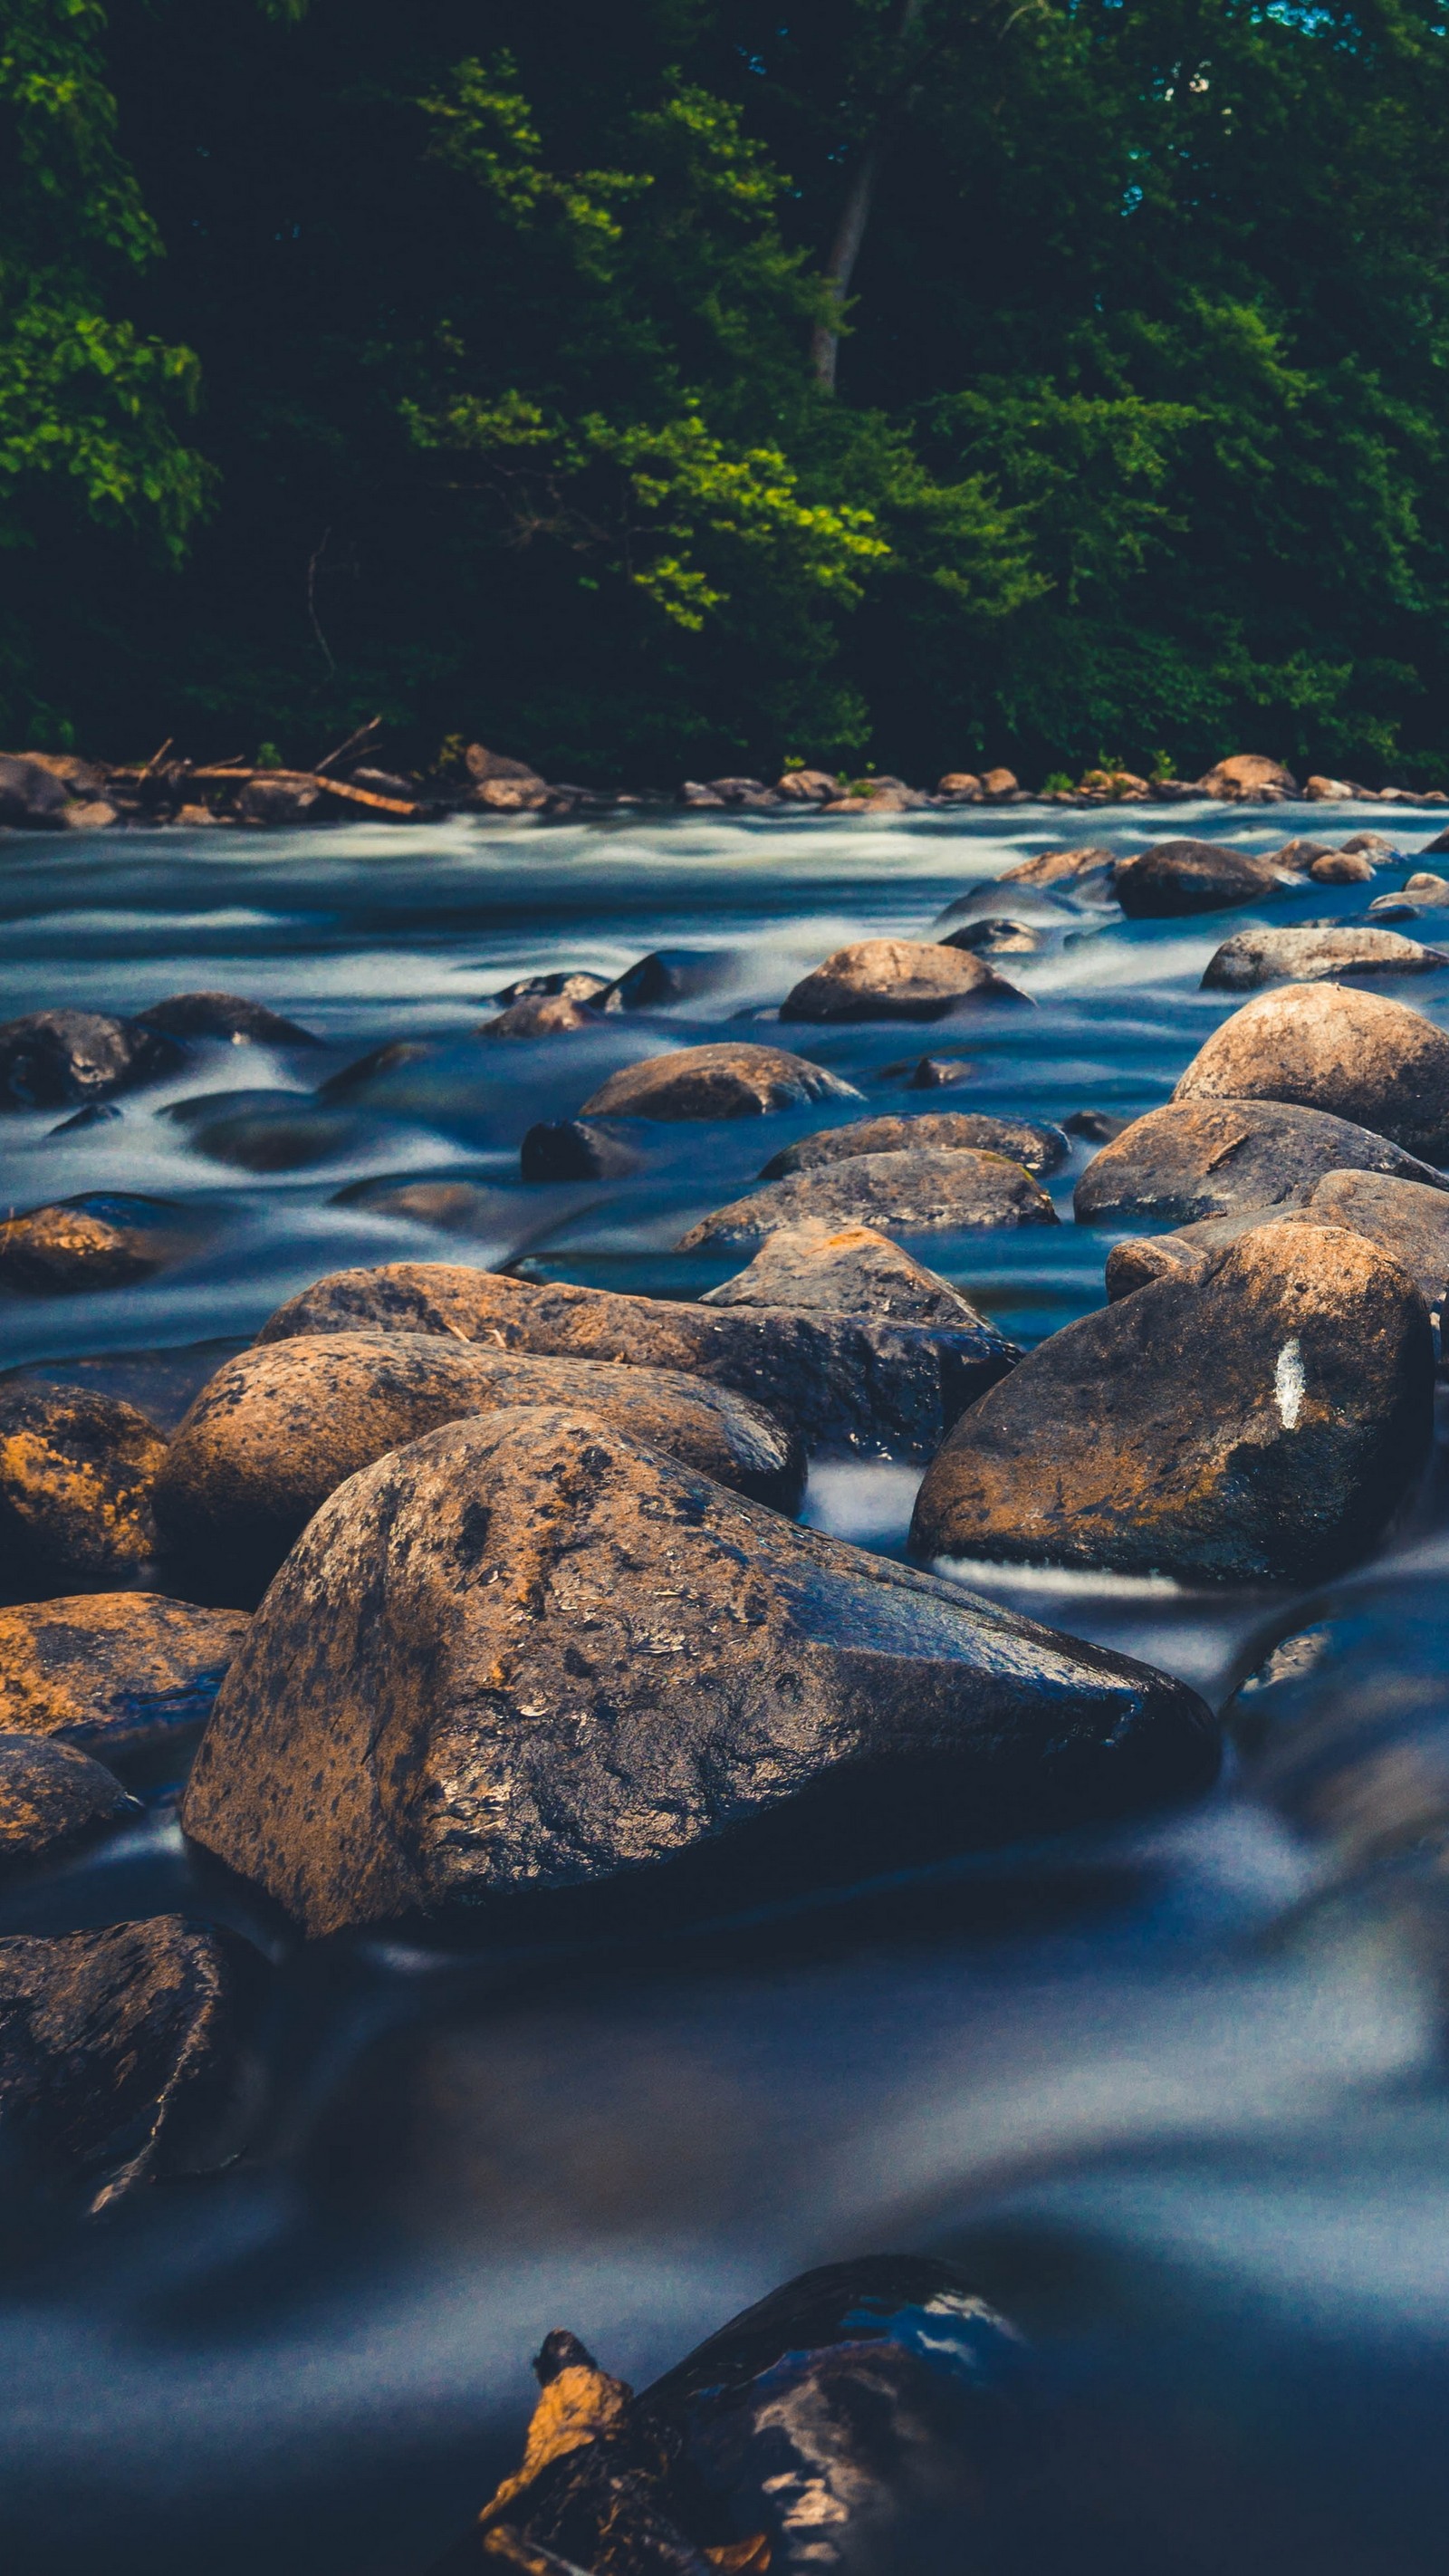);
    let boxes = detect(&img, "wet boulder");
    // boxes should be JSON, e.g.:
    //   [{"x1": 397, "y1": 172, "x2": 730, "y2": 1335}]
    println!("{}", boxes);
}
[
  {"x1": 0, "y1": 1916, "x2": 257, "y2": 2214},
  {"x1": 1114, "y1": 839, "x2": 1300, "y2": 918},
  {"x1": 317, "y1": 1038, "x2": 434, "y2": 1101},
  {"x1": 165, "y1": 1087, "x2": 360, "y2": 1173},
  {"x1": 581, "y1": 1043, "x2": 861, "y2": 1122},
  {"x1": 677, "y1": 1149, "x2": 1059, "y2": 1249},
  {"x1": 1195, "y1": 754, "x2": 1299, "y2": 800},
  {"x1": 0, "y1": 1734, "x2": 134, "y2": 1872},
  {"x1": 180, "y1": 1403, "x2": 1215, "y2": 1936},
  {"x1": 493, "y1": 970, "x2": 610, "y2": 1007},
  {"x1": 0, "y1": 1592, "x2": 248, "y2": 1762},
  {"x1": 0, "y1": 1384, "x2": 166, "y2": 1587},
  {"x1": 1173, "y1": 983, "x2": 1449, "y2": 1160},
  {"x1": 1075, "y1": 1097, "x2": 1449, "y2": 1226},
  {"x1": 237, "y1": 772, "x2": 324, "y2": 826},
  {"x1": 598, "y1": 950, "x2": 734, "y2": 1011},
  {"x1": 780, "y1": 940, "x2": 1029, "y2": 1021},
  {"x1": 701, "y1": 1222, "x2": 991, "y2": 1327},
  {"x1": 154, "y1": 1331, "x2": 807, "y2": 1583},
  {"x1": 0, "y1": 1197, "x2": 170, "y2": 1295},
  {"x1": 1063, "y1": 1107, "x2": 1129, "y2": 1142},
  {"x1": 760, "y1": 1110, "x2": 1069, "y2": 1181},
  {"x1": 520, "y1": 1118, "x2": 646, "y2": 1181},
  {"x1": 481, "y1": 992, "x2": 602, "y2": 1038},
  {"x1": 253, "y1": 1261, "x2": 1018, "y2": 1459},
  {"x1": 1309, "y1": 849, "x2": 1374, "y2": 885},
  {"x1": 911, "y1": 1222, "x2": 1434, "y2": 1584},
  {"x1": 0, "y1": 755, "x2": 72, "y2": 830},
  {"x1": 997, "y1": 844, "x2": 1118, "y2": 901},
  {"x1": 133, "y1": 992, "x2": 318, "y2": 1046},
  {"x1": 774, "y1": 768, "x2": 840, "y2": 802},
  {"x1": 1402, "y1": 870, "x2": 1449, "y2": 902},
  {"x1": 1106, "y1": 1168, "x2": 1449, "y2": 1320},
  {"x1": 907, "y1": 1053, "x2": 974, "y2": 1089},
  {"x1": 0, "y1": 1009, "x2": 178, "y2": 1112},
  {"x1": 1200, "y1": 925, "x2": 1448, "y2": 990},
  {"x1": 940, "y1": 917, "x2": 1047, "y2": 957}
]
